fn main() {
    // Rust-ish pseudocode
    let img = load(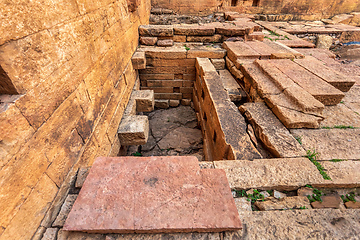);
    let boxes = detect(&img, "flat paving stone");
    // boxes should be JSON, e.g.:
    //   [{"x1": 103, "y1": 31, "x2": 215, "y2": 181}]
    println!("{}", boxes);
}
[
  {"x1": 105, "y1": 232, "x2": 221, "y2": 240},
  {"x1": 239, "y1": 102, "x2": 306, "y2": 158},
  {"x1": 64, "y1": 156, "x2": 241, "y2": 233},
  {"x1": 214, "y1": 158, "x2": 324, "y2": 191},
  {"x1": 254, "y1": 196, "x2": 311, "y2": 211},
  {"x1": 224, "y1": 209, "x2": 360, "y2": 240},
  {"x1": 320, "y1": 104, "x2": 360, "y2": 128},
  {"x1": 290, "y1": 129, "x2": 360, "y2": 160}
]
